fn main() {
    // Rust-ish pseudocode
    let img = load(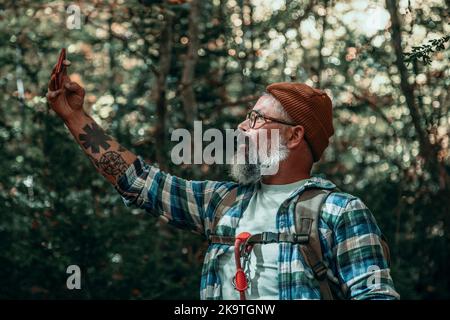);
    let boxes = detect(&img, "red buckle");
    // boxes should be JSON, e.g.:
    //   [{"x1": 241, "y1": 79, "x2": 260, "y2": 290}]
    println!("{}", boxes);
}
[
  {"x1": 233, "y1": 269, "x2": 248, "y2": 291},
  {"x1": 234, "y1": 232, "x2": 253, "y2": 300},
  {"x1": 235, "y1": 231, "x2": 251, "y2": 242}
]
